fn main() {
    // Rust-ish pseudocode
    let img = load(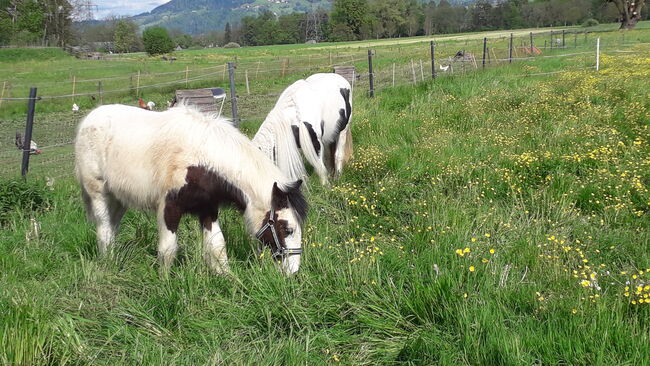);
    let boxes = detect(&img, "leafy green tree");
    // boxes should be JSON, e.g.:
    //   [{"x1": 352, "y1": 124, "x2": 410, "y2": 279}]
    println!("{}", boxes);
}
[
  {"x1": 142, "y1": 26, "x2": 174, "y2": 55},
  {"x1": 224, "y1": 22, "x2": 231, "y2": 44},
  {"x1": 331, "y1": 0, "x2": 370, "y2": 40},
  {"x1": 113, "y1": 19, "x2": 139, "y2": 53}
]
